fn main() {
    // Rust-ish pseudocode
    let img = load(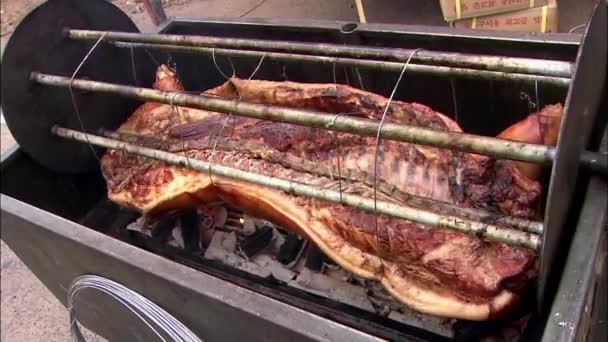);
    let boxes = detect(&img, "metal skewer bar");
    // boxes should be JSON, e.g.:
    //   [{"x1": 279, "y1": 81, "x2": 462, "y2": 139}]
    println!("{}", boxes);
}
[
  {"x1": 108, "y1": 41, "x2": 570, "y2": 86},
  {"x1": 53, "y1": 126, "x2": 541, "y2": 250},
  {"x1": 31, "y1": 72, "x2": 557, "y2": 164},
  {"x1": 100, "y1": 128, "x2": 545, "y2": 234},
  {"x1": 33, "y1": 72, "x2": 607, "y2": 175},
  {"x1": 66, "y1": 29, "x2": 572, "y2": 78}
]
